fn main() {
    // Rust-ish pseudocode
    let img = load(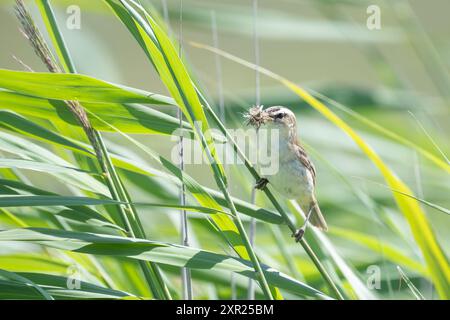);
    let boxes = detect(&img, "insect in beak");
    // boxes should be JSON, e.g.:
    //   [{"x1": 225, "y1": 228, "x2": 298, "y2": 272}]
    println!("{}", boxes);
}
[{"x1": 244, "y1": 105, "x2": 270, "y2": 128}]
